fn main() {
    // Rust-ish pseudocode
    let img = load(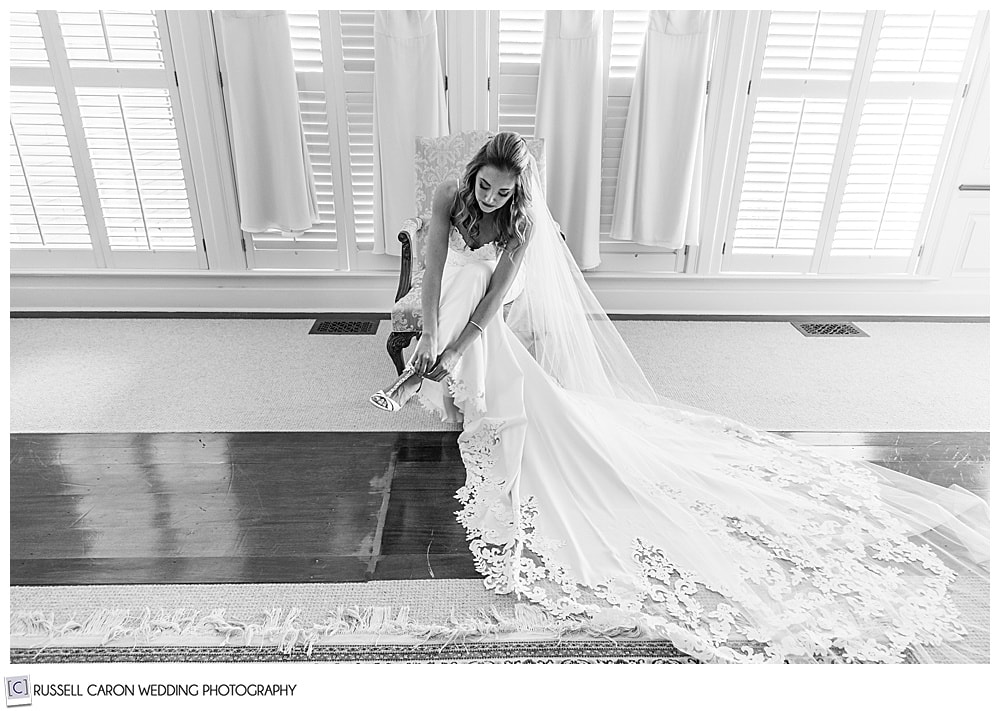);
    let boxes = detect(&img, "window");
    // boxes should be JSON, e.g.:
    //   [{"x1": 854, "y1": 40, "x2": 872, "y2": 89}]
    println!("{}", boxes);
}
[
  {"x1": 491, "y1": 10, "x2": 664, "y2": 244},
  {"x1": 828, "y1": 12, "x2": 981, "y2": 273},
  {"x1": 242, "y1": 11, "x2": 377, "y2": 269},
  {"x1": 249, "y1": 11, "x2": 446, "y2": 270},
  {"x1": 9, "y1": 10, "x2": 204, "y2": 270},
  {"x1": 725, "y1": 10, "x2": 983, "y2": 274},
  {"x1": 242, "y1": 10, "x2": 339, "y2": 270}
]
